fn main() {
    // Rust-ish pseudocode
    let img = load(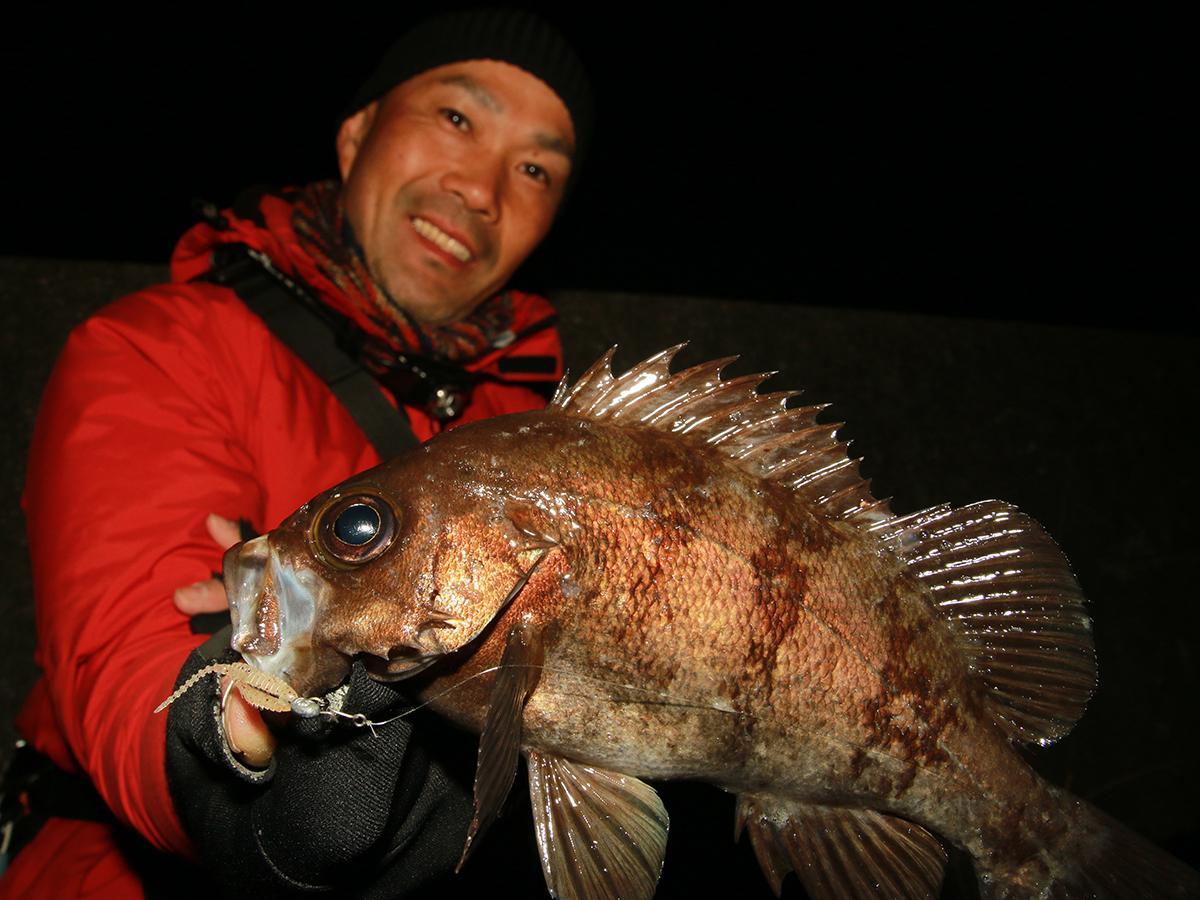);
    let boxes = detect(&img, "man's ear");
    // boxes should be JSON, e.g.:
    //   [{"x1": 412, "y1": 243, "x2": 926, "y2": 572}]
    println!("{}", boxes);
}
[{"x1": 336, "y1": 101, "x2": 379, "y2": 181}]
